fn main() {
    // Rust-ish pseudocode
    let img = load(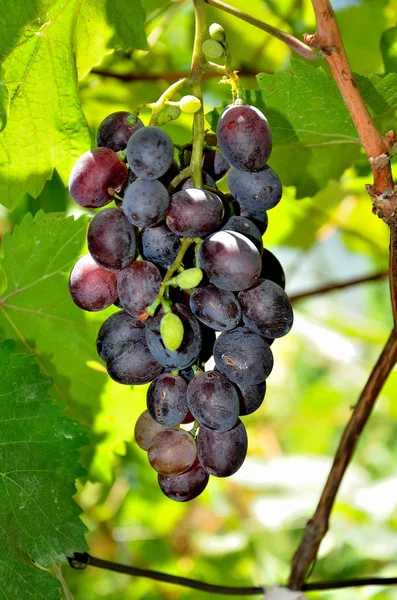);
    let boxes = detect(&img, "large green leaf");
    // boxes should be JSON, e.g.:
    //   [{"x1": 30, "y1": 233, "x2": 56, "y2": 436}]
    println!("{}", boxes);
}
[
  {"x1": 0, "y1": 339, "x2": 88, "y2": 599},
  {"x1": 207, "y1": 59, "x2": 397, "y2": 197},
  {"x1": 0, "y1": 0, "x2": 147, "y2": 210},
  {"x1": 0, "y1": 211, "x2": 110, "y2": 424},
  {"x1": 381, "y1": 26, "x2": 397, "y2": 73}
]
